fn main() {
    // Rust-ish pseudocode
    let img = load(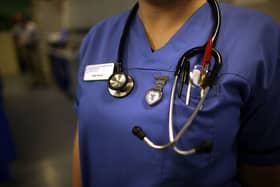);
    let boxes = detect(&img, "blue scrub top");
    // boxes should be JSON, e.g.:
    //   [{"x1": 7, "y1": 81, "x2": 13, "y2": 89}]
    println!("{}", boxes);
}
[{"x1": 75, "y1": 2, "x2": 280, "y2": 187}]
